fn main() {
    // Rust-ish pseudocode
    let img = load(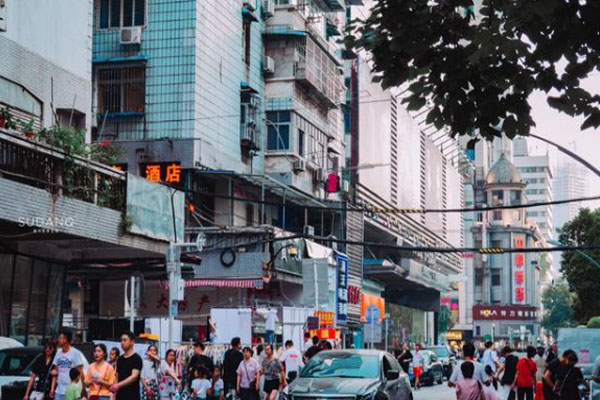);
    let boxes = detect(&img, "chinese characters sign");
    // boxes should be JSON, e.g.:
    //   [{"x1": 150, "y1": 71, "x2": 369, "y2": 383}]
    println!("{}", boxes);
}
[
  {"x1": 348, "y1": 285, "x2": 361, "y2": 305},
  {"x1": 336, "y1": 255, "x2": 349, "y2": 326},
  {"x1": 473, "y1": 305, "x2": 538, "y2": 321},
  {"x1": 512, "y1": 236, "x2": 526, "y2": 304},
  {"x1": 140, "y1": 162, "x2": 182, "y2": 184},
  {"x1": 315, "y1": 311, "x2": 335, "y2": 329}
]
